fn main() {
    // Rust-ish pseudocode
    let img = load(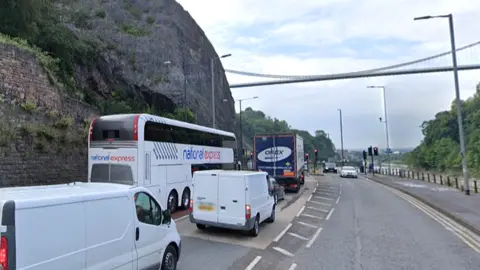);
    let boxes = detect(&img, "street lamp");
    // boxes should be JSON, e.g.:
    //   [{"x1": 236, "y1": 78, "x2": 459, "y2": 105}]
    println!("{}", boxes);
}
[
  {"x1": 237, "y1": 96, "x2": 259, "y2": 167},
  {"x1": 414, "y1": 14, "x2": 470, "y2": 195},
  {"x1": 211, "y1": 54, "x2": 232, "y2": 128},
  {"x1": 337, "y1": 109, "x2": 344, "y2": 167},
  {"x1": 367, "y1": 85, "x2": 391, "y2": 175}
]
